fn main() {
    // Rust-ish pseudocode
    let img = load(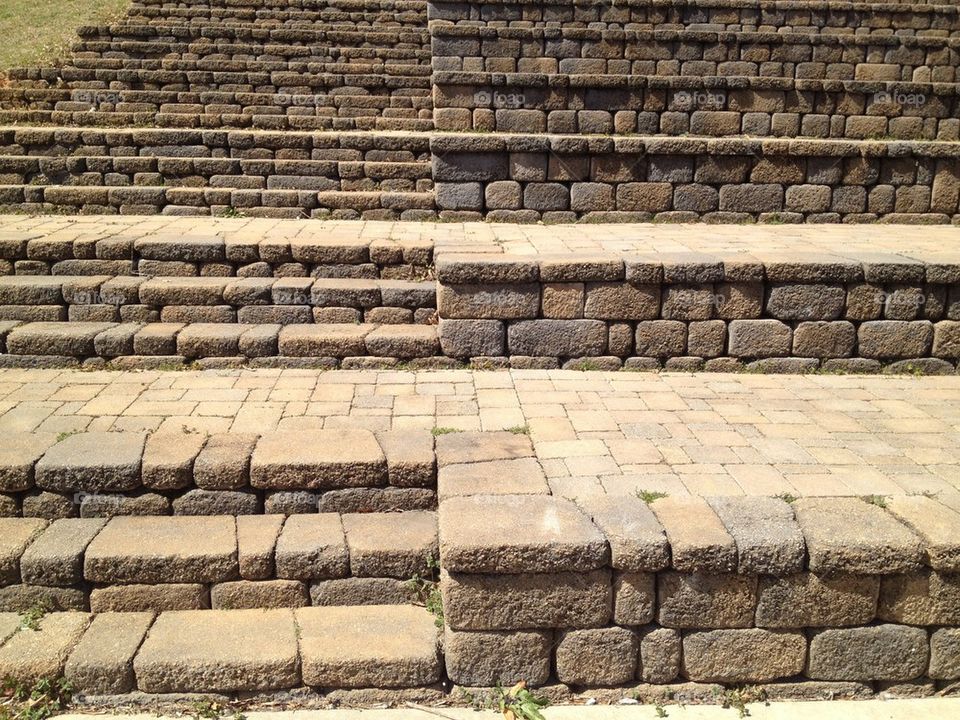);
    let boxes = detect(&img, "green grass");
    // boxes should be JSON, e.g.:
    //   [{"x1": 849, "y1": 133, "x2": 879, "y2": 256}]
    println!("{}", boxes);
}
[{"x1": 0, "y1": 0, "x2": 130, "y2": 75}]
